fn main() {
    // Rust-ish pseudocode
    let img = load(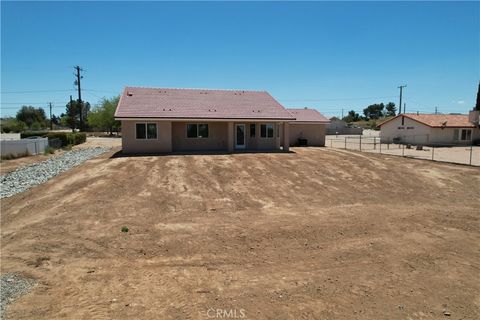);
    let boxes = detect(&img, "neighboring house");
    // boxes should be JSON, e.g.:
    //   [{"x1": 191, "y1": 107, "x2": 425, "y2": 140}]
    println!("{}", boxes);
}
[
  {"x1": 378, "y1": 113, "x2": 480, "y2": 145},
  {"x1": 326, "y1": 118, "x2": 363, "y2": 135},
  {"x1": 115, "y1": 87, "x2": 330, "y2": 153},
  {"x1": 285, "y1": 108, "x2": 330, "y2": 146}
]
